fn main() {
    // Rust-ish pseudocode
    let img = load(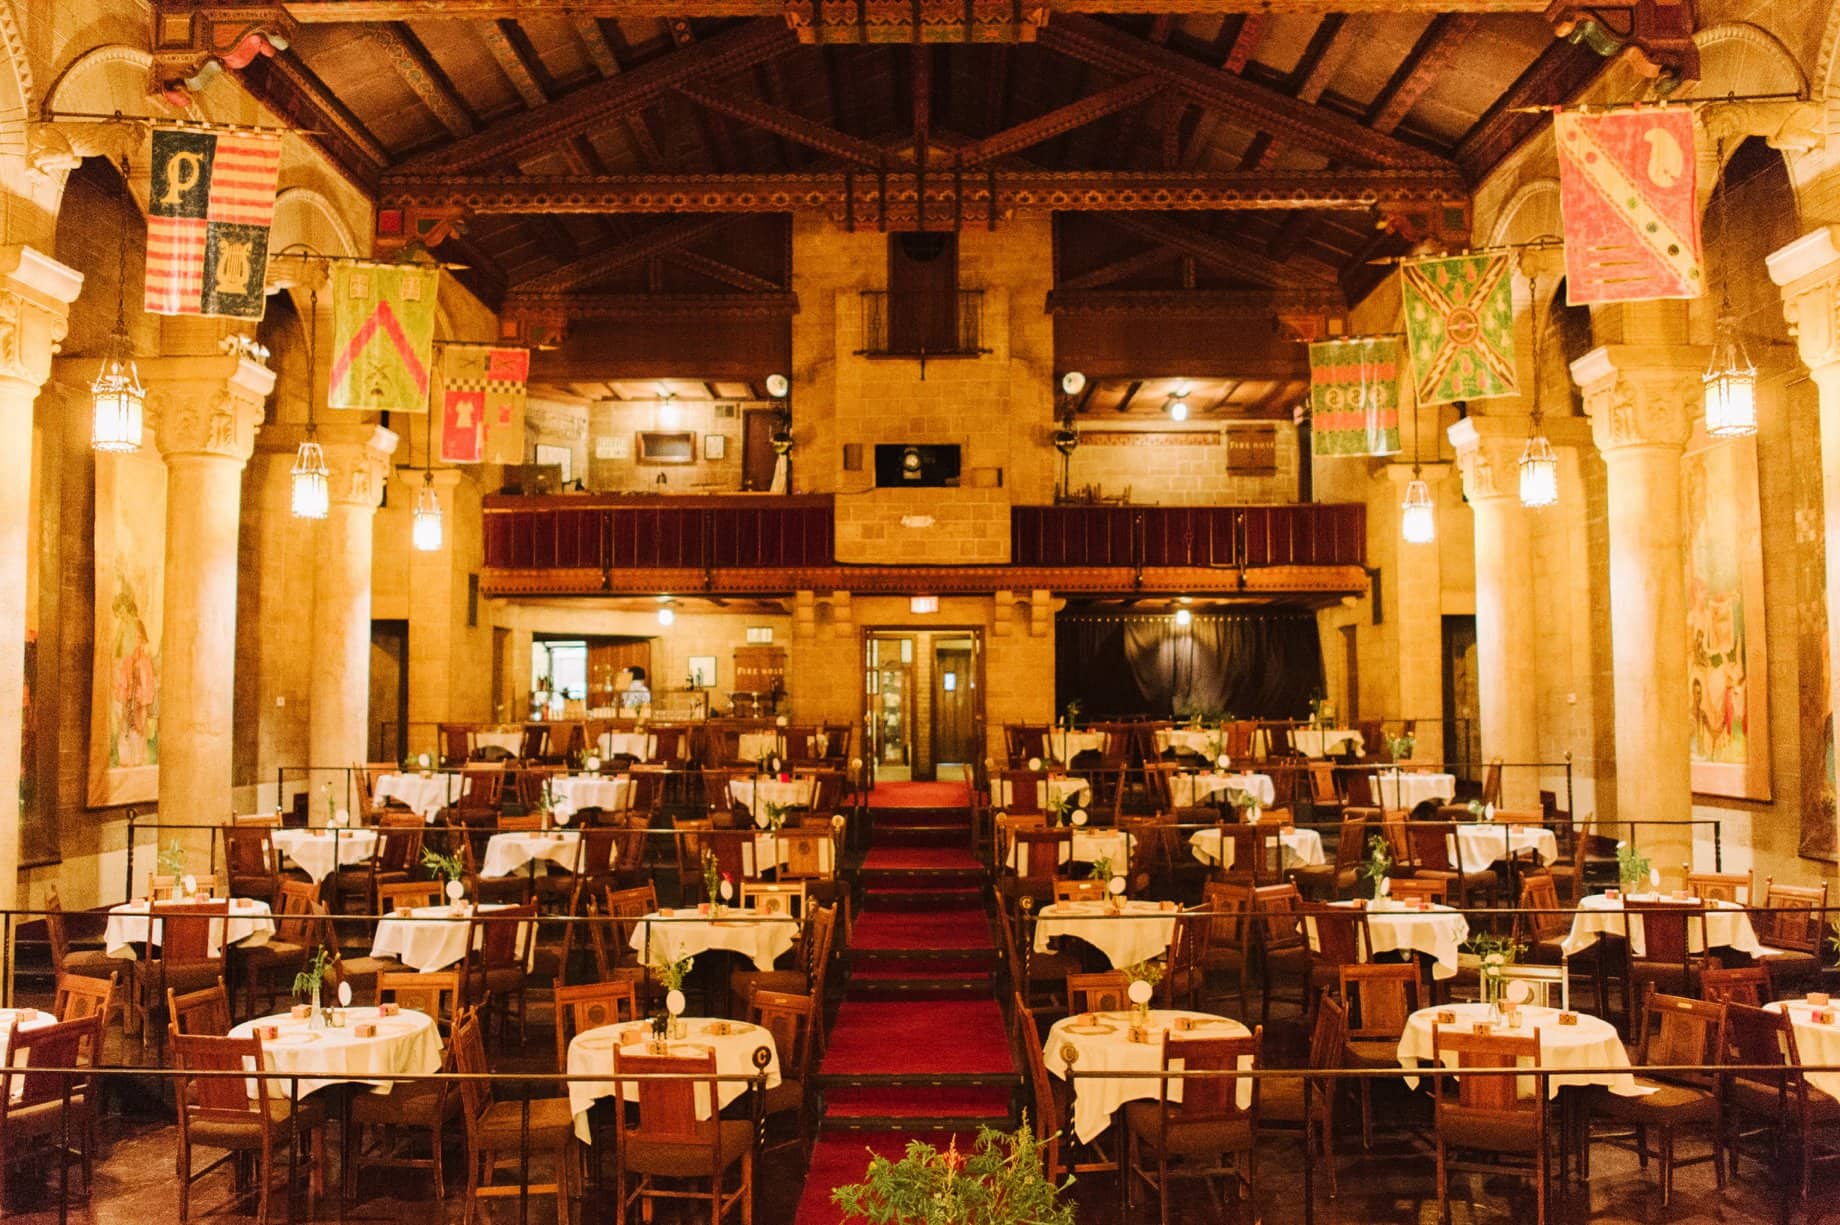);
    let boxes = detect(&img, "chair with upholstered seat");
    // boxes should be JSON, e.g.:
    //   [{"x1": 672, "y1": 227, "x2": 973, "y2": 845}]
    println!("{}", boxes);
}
[
  {"x1": 240, "y1": 878, "x2": 321, "y2": 1015},
  {"x1": 222, "y1": 825, "x2": 282, "y2": 909},
  {"x1": 1339, "y1": 962, "x2": 1420, "y2": 1151},
  {"x1": 345, "y1": 973, "x2": 462, "y2": 1201},
  {"x1": 461, "y1": 901, "x2": 537, "y2": 1043},
  {"x1": 1017, "y1": 996, "x2": 1118, "y2": 1182},
  {"x1": 1003, "y1": 896, "x2": 1077, "y2": 1012},
  {"x1": 1624, "y1": 898, "x2": 1709, "y2": 1003},
  {"x1": 1289, "y1": 814, "x2": 1370, "y2": 900},
  {"x1": 133, "y1": 901, "x2": 228, "y2": 1052},
  {"x1": 1125, "y1": 1028, "x2": 1263, "y2": 1225},
  {"x1": 43, "y1": 887, "x2": 124, "y2": 986},
  {"x1": 1301, "y1": 903, "x2": 1366, "y2": 1019},
  {"x1": 1262, "y1": 993, "x2": 1346, "y2": 1196},
  {"x1": 451, "y1": 1012, "x2": 575, "y2": 1224},
  {"x1": 1053, "y1": 878, "x2": 1105, "y2": 903},
  {"x1": 1723, "y1": 1001, "x2": 1840, "y2": 1199},
  {"x1": 1250, "y1": 884, "x2": 1312, "y2": 1024},
  {"x1": 1700, "y1": 964, "x2": 1772, "y2": 1007},
  {"x1": 1752, "y1": 879, "x2": 1829, "y2": 994},
  {"x1": 729, "y1": 902, "x2": 835, "y2": 1020},
  {"x1": 1160, "y1": 910, "x2": 1211, "y2": 1011},
  {"x1": 1514, "y1": 872, "x2": 1573, "y2": 966},
  {"x1": 171, "y1": 1032, "x2": 327, "y2": 1224},
  {"x1": 1595, "y1": 986, "x2": 1725, "y2": 1206},
  {"x1": 167, "y1": 978, "x2": 232, "y2": 1037},
  {"x1": 1431, "y1": 1023, "x2": 1547, "y2": 1224},
  {"x1": 613, "y1": 1046, "x2": 753, "y2": 1225},
  {"x1": 1197, "y1": 879, "x2": 1258, "y2": 1018},
  {"x1": 1, "y1": 1016, "x2": 105, "y2": 1212},
  {"x1": 54, "y1": 971, "x2": 118, "y2": 1031},
  {"x1": 747, "y1": 987, "x2": 816, "y2": 1162},
  {"x1": 1686, "y1": 869, "x2": 1753, "y2": 905}
]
